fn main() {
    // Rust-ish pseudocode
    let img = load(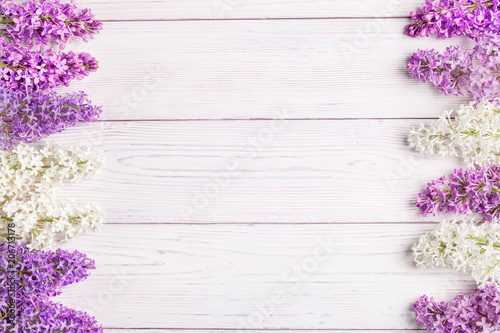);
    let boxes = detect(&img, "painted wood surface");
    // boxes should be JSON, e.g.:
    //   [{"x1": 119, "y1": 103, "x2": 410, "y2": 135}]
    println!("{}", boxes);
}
[
  {"x1": 55, "y1": 224, "x2": 475, "y2": 330},
  {"x1": 52, "y1": 119, "x2": 464, "y2": 224},
  {"x1": 105, "y1": 331, "x2": 426, "y2": 333},
  {"x1": 75, "y1": 0, "x2": 423, "y2": 20},
  {"x1": 65, "y1": 19, "x2": 471, "y2": 121},
  {"x1": 38, "y1": 0, "x2": 481, "y2": 332}
]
